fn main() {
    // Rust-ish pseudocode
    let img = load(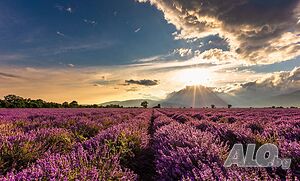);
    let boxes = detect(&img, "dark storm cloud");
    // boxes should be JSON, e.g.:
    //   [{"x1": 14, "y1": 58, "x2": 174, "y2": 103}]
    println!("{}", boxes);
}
[
  {"x1": 138, "y1": 0, "x2": 300, "y2": 64},
  {"x1": 125, "y1": 79, "x2": 159, "y2": 86}
]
